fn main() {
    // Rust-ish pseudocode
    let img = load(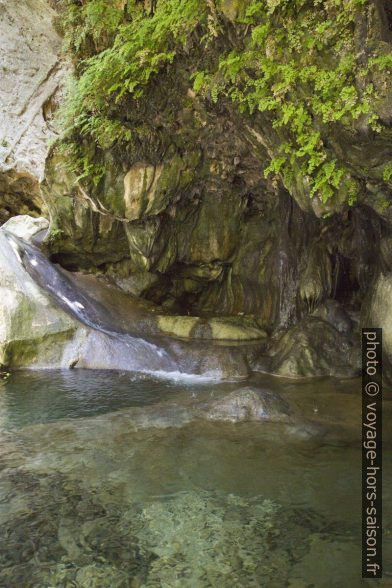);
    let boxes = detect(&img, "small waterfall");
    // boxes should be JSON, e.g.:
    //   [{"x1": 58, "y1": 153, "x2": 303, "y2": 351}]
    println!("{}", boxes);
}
[
  {"x1": 4, "y1": 230, "x2": 178, "y2": 375},
  {"x1": 4, "y1": 230, "x2": 253, "y2": 381}
]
